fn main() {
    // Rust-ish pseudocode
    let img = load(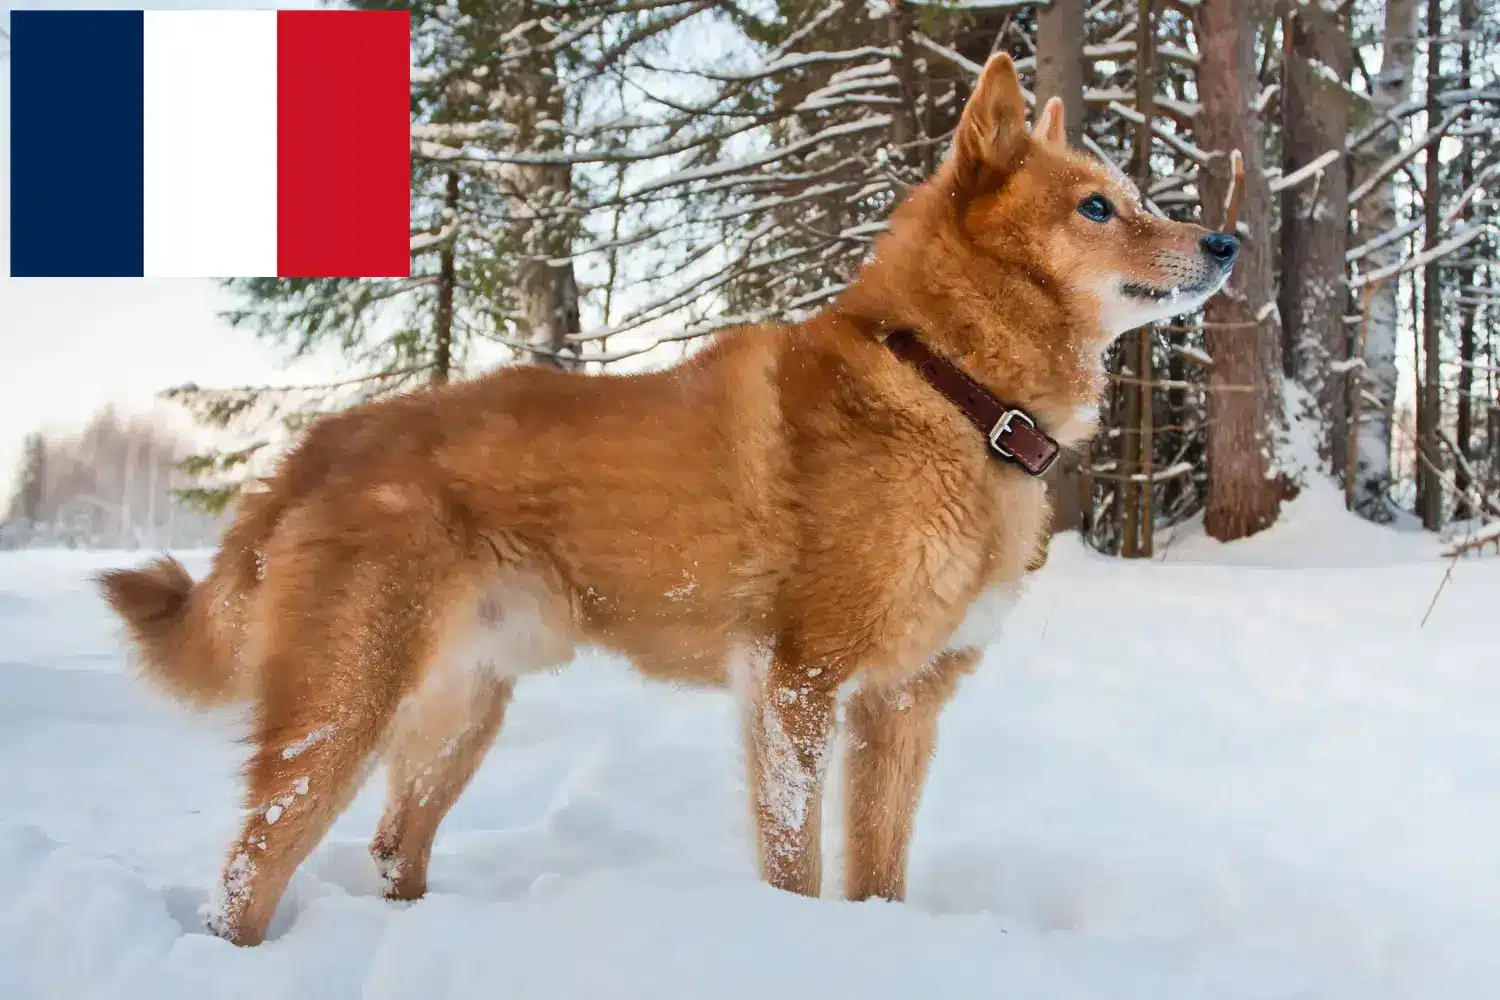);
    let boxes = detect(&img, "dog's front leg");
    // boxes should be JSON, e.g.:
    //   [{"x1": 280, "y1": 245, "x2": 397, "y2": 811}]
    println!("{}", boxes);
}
[
  {"x1": 743, "y1": 652, "x2": 837, "y2": 897},
  {"x1": 844, "y1": 648, "x2": 978, "y2": 902}
]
